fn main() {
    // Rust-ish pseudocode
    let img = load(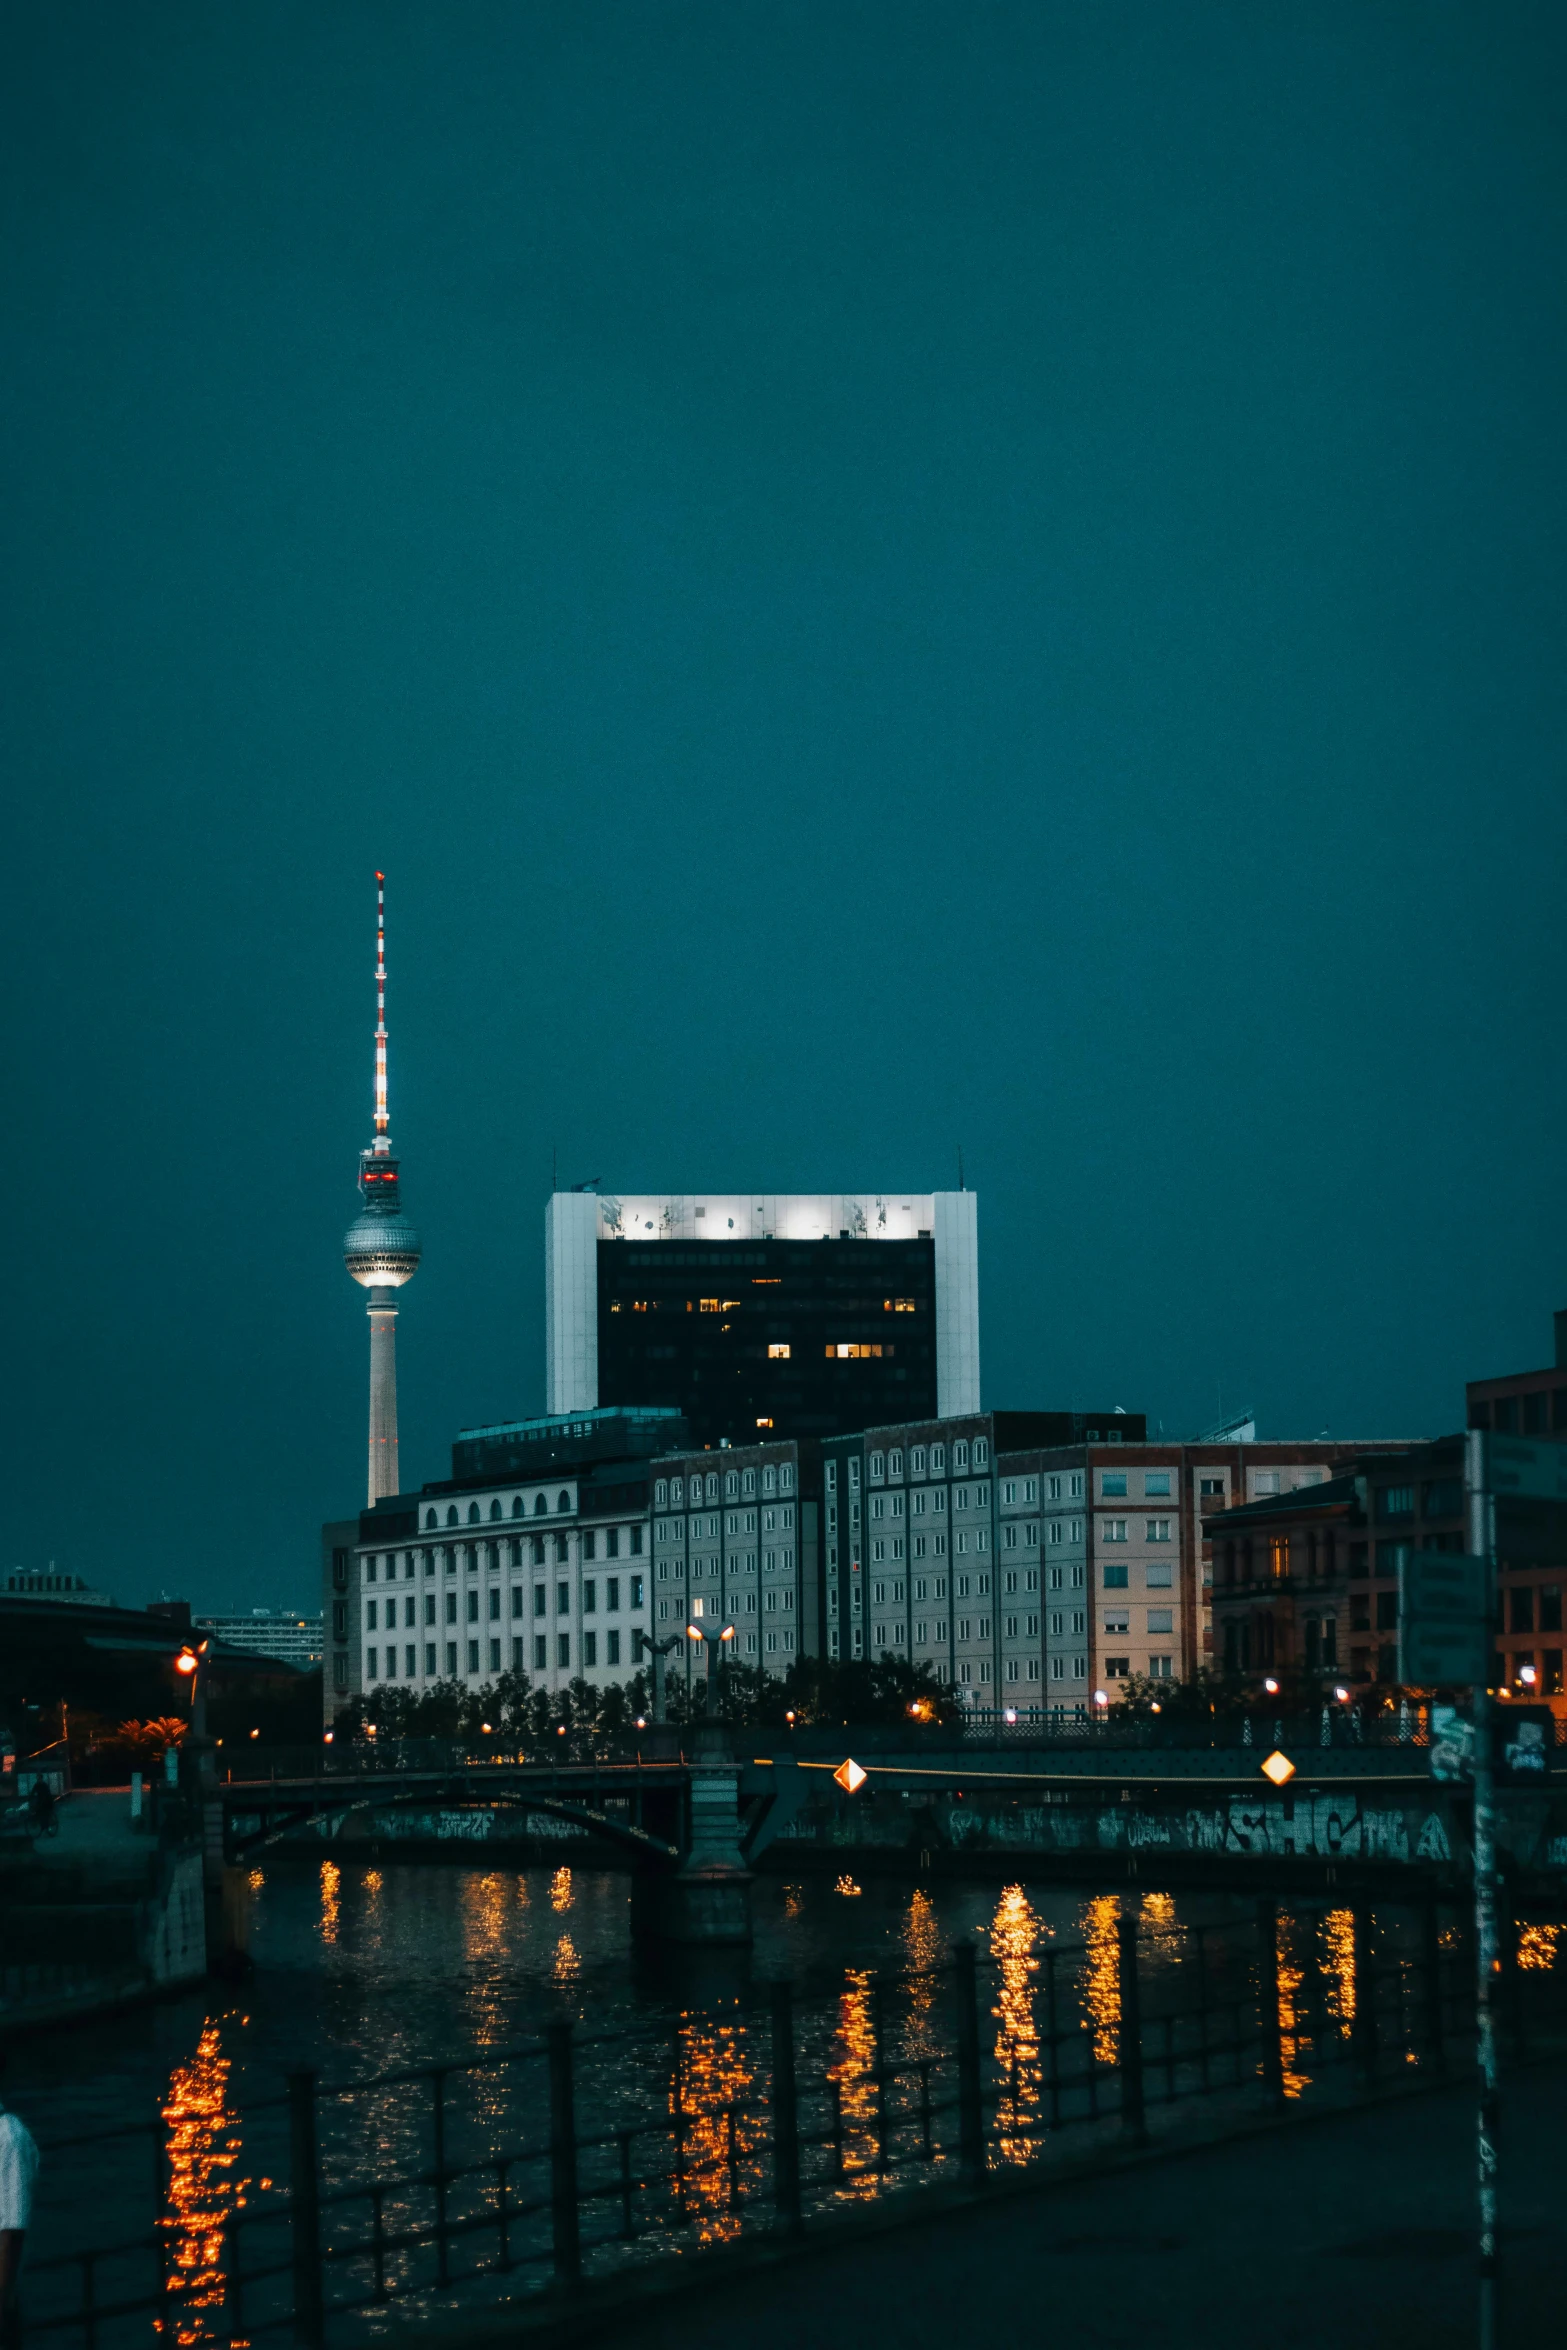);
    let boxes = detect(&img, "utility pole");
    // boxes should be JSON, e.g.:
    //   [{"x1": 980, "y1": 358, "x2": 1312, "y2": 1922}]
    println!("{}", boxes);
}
[{"x1": 1466, "y1": 1428, "x2": 1500, "y2": 2350}]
